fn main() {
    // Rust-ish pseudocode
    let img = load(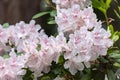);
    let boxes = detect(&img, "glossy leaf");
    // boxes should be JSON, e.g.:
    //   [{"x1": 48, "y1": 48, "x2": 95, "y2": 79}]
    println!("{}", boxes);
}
[{"x1": 32, "y1": 12, "x2": 50, "y2": 19}]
